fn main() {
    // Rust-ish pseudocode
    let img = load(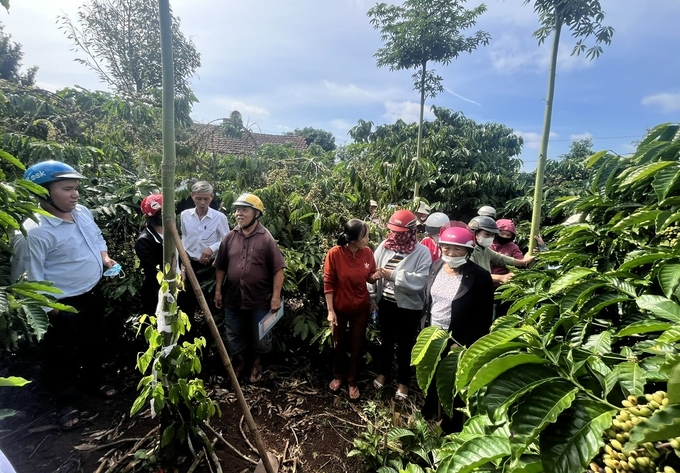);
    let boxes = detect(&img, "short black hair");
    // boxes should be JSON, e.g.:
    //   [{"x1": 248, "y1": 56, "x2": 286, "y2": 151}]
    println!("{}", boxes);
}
[{"x1": 337, "y1": 219, "x2": 368, "y2": 246}]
